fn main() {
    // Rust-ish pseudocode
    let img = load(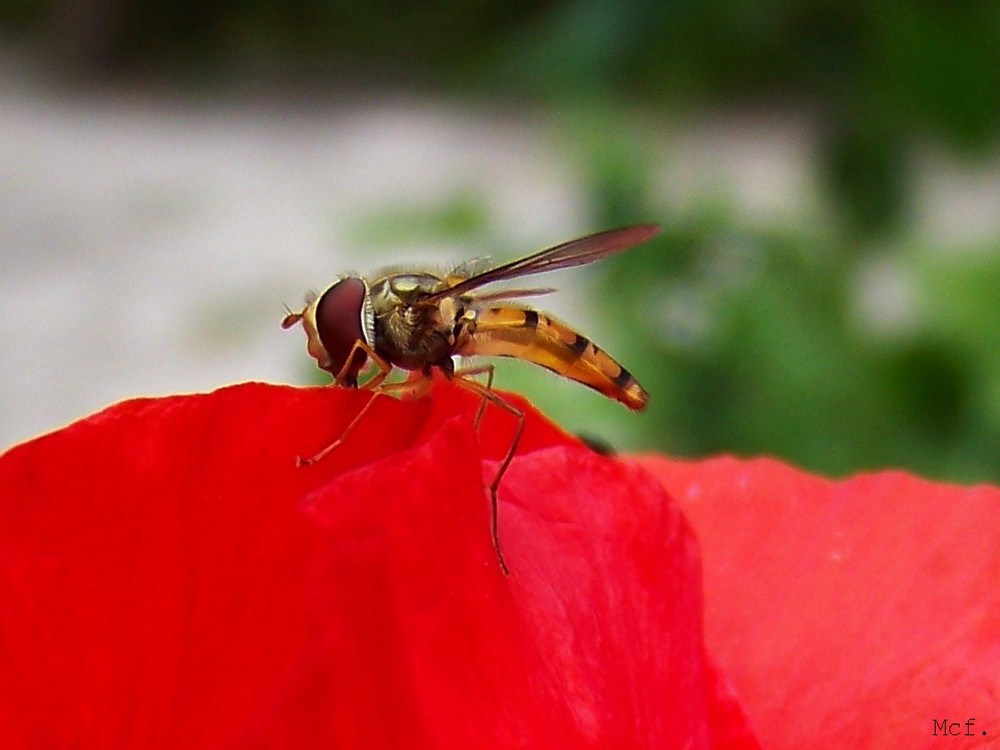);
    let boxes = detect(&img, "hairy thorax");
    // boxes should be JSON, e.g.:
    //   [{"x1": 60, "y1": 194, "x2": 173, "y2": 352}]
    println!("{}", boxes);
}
[{"x1": 369, "y1": 272, "x2": 474, "y2": 372}]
